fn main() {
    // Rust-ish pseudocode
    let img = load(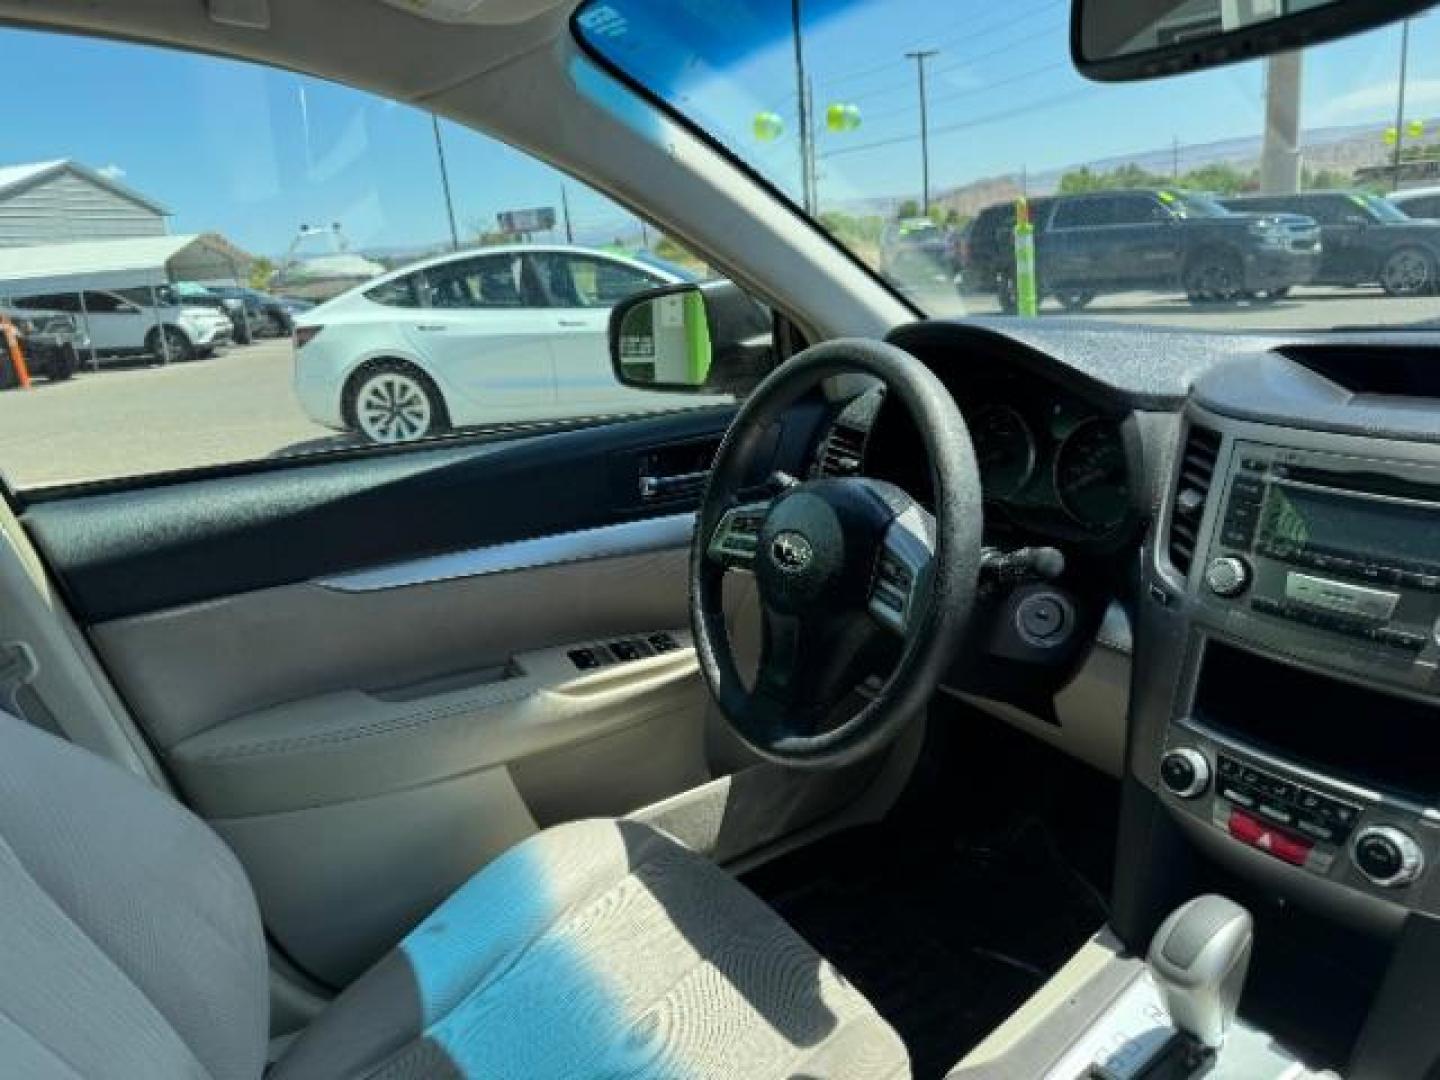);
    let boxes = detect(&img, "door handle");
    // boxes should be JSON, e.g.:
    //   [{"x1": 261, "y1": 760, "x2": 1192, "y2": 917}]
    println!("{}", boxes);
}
[
  {"x1": 557, "y1": 319, "x2": 587, "y2": 328},
  {"x1": 639, "y1": 470, "x2": 710, "y2": 501}
]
